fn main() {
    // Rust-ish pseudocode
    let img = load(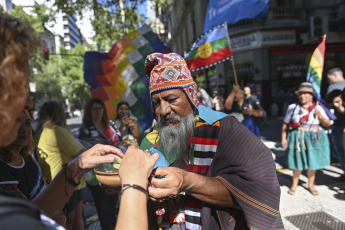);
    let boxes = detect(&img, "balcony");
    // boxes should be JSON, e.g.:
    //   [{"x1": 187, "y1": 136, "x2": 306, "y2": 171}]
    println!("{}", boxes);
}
[{"x1": 270, "y1": 7, "x2": 305, "y2": 20}]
